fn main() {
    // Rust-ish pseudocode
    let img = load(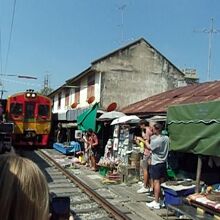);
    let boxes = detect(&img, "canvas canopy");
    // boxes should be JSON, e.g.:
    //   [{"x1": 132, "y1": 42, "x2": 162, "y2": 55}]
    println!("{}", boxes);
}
[
  {"x1": 77, "y1": 102, "x2": 99, "y2": 132},
  {"x1": 167, "y1": 100, "x2": 220, "y2": 157}
]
